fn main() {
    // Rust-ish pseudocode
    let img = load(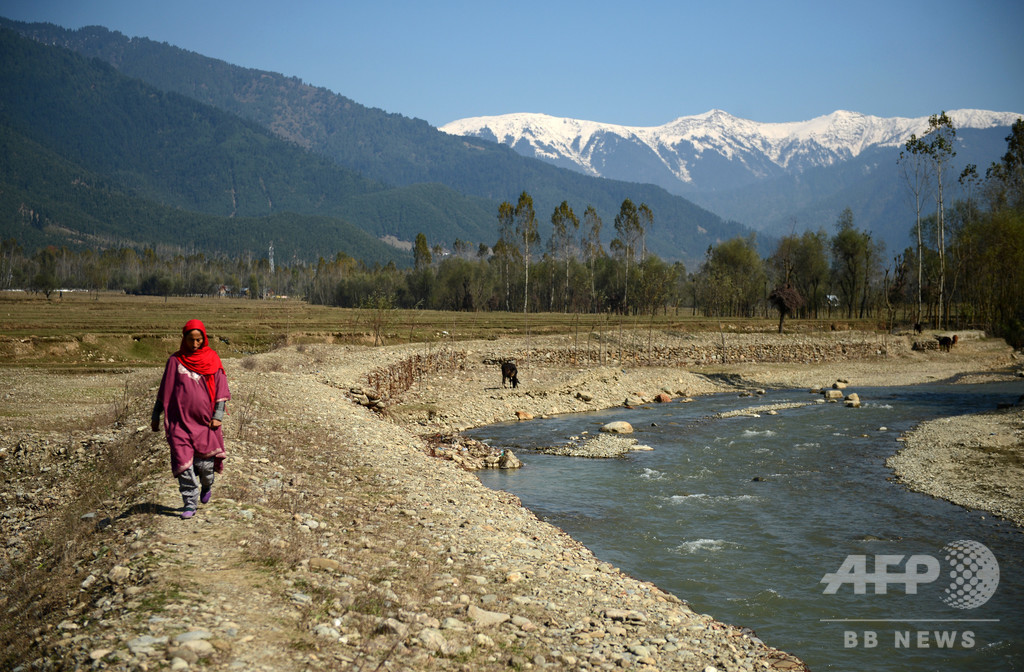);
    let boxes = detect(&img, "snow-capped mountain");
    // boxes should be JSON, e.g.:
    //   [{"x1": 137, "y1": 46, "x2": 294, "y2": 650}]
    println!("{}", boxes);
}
[
  {"x1": 441, "y1": 109, "x2": 1021, "y2": 251},
  {"x1": 441, "y1": 109, "x2": 1019, "y2": 189}
]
